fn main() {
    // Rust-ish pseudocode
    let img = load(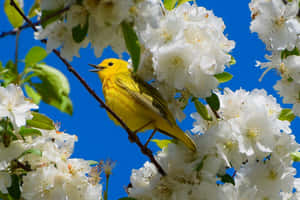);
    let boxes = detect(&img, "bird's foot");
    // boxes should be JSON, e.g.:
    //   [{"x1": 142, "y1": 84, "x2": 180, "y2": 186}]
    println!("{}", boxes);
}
[{"x1": 144, "y1": 129, "x2": 157, "y2": 147}]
